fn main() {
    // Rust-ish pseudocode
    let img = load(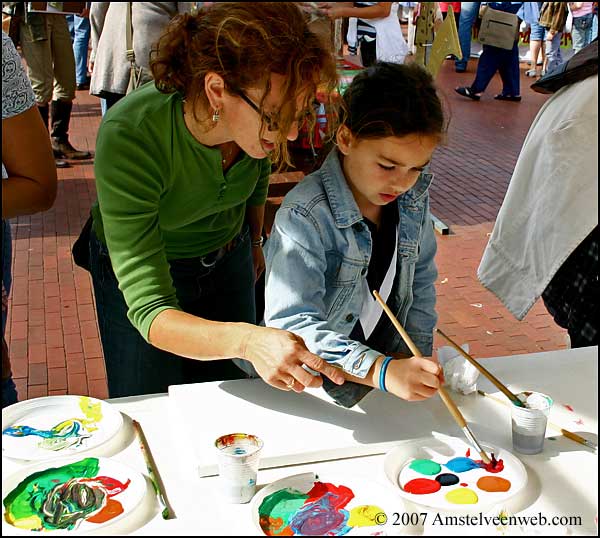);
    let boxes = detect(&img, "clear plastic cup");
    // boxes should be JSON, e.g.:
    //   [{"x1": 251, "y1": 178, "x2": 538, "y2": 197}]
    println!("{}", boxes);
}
[
  {"x1": 215, "y1": 433, "x2": 263, "y2": 503},
  {"x1": 511, "y1": 391, "x2": 553, "y2": 455}
]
